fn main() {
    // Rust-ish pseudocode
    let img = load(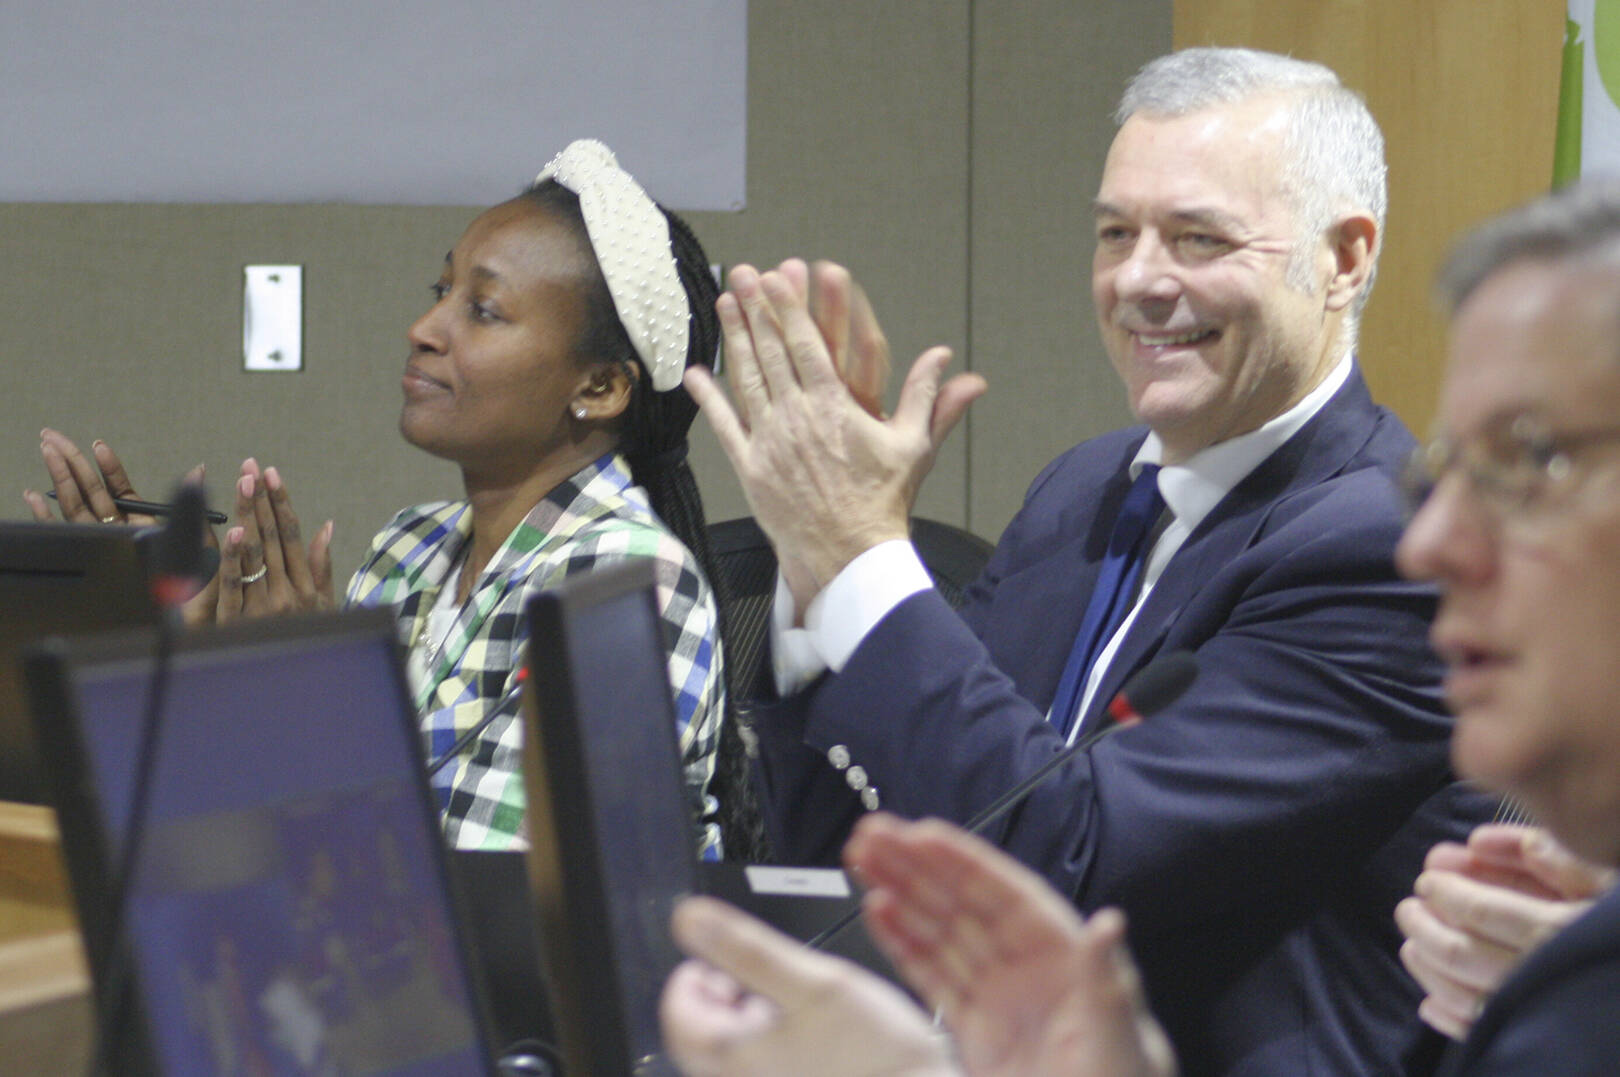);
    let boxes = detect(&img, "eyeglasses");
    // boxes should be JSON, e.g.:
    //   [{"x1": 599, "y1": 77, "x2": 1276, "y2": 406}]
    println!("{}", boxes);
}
[{"x1": 1402, "y1": 415, "x2": 1620, "y2": 523}]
